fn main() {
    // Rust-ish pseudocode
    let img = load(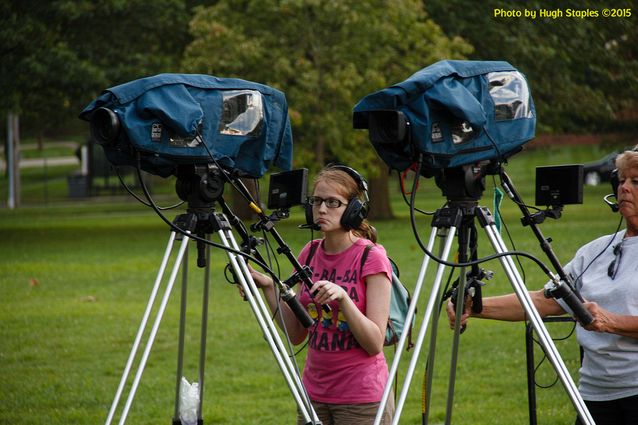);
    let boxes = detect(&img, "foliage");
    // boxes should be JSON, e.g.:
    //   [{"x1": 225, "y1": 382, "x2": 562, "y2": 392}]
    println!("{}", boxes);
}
[
  {"x1": 182, "y1": 0, "x2": 473, "y2": 176},
  {"x1": 425, "y1": 0, "x2": 638, "y2": 133},
  {"x1": 0, "y1": 0, "x2": 192, "y2": 137}
]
